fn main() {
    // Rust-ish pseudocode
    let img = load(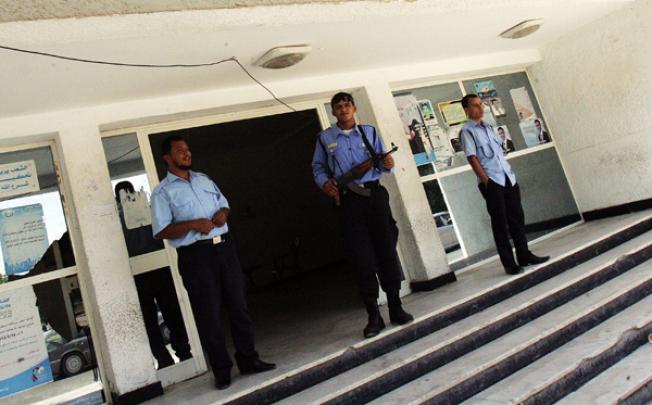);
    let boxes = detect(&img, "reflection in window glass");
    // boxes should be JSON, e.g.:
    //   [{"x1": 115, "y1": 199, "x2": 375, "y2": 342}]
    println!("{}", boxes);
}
[
  {"x1": 101, "y1": 134, "x2": 160, "y2": 259},
  {"x1": 0, "y1": 145, "x2": 101, "y2": 401},
  {"x1": 422, "y1": 180, "x2": 461, "y2": 258},
  {"x1": 0, "y1": 147, "x2": 71, "y2": 282}
]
